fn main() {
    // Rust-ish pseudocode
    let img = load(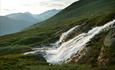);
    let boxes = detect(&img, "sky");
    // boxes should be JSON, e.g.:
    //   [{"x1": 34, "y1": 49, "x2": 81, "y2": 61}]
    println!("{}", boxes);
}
[{"x1": 0, "y1": 0, "x2": 78, "y2": 16}]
